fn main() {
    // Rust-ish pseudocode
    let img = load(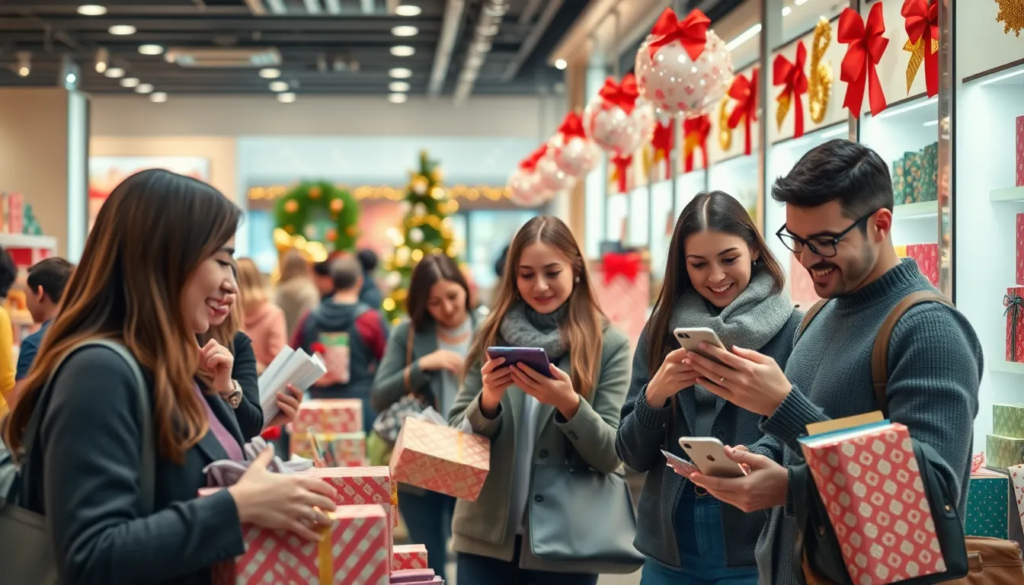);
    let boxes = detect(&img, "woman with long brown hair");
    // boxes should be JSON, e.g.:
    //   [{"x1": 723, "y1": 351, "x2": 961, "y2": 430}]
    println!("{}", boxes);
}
[
  {"x1": 449, "y1": 216, "x2": 631, "y2": 584},
  {"x1": 4, "y1": 169, "x2": 336, "y2": 584}
]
